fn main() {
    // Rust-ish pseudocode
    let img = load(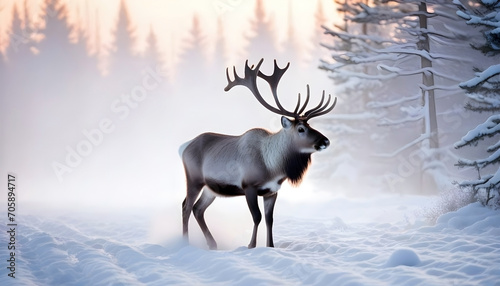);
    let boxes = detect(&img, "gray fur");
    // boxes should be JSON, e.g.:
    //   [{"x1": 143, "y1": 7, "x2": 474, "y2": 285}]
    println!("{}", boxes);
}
[{"x1": 178, "y1": 139, "x2": 193, "y2": 157}]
